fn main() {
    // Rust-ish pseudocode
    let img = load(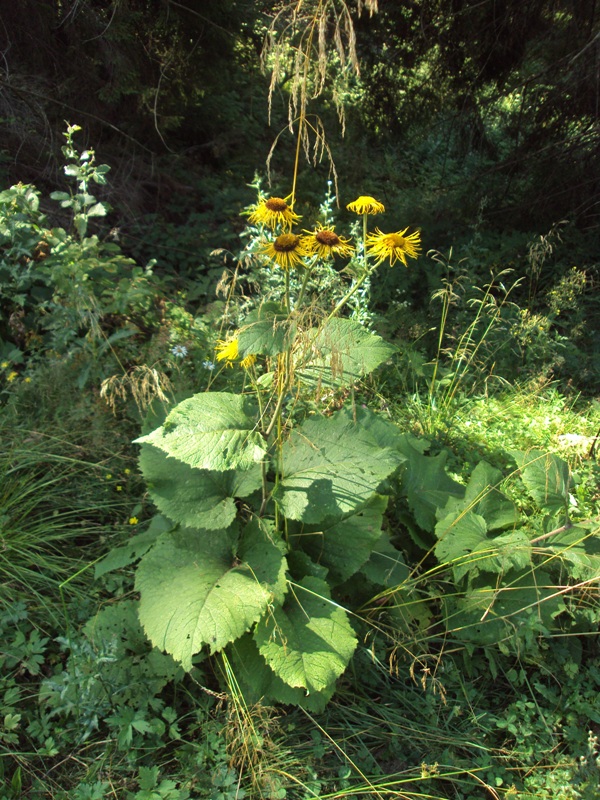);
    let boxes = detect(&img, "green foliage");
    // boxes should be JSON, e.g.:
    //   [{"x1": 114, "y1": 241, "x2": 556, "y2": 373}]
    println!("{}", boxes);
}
[
  {"x1": 0, "y1": 125, "x2": 160, "y2": 389},
  {"x1": 103, "y1": 186, "x2": 424, "y2": 708}
]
